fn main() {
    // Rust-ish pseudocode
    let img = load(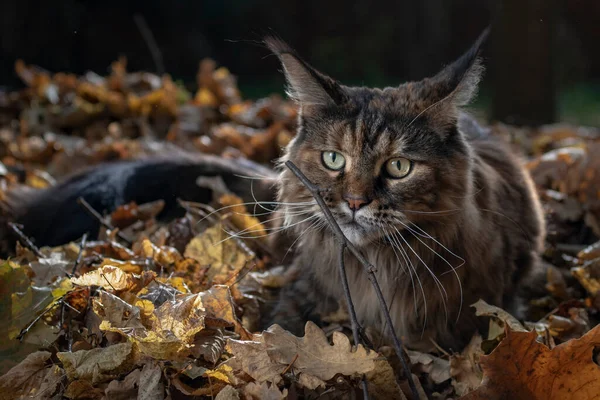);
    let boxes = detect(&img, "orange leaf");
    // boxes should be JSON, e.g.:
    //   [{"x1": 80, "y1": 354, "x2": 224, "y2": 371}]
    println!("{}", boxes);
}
[{"x1": 460, "y1": 324, "x2": 600, "y2": 400}]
